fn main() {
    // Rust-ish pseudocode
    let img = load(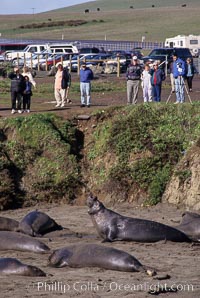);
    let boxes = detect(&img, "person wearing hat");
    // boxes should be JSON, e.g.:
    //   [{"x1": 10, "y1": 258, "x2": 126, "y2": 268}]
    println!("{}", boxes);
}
[
  {"x1": 79, "y1": 62, "x2": 94, "y2": 107},
  {"x1": 8, "y1": 67, "x2": 26, "y2": 114},
  {"x1": 150, "y1": 62, "x2": 165, "y2": 102},
  {"x1": 126, "y1": 56, "x2": 142, "y2": 104}
]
